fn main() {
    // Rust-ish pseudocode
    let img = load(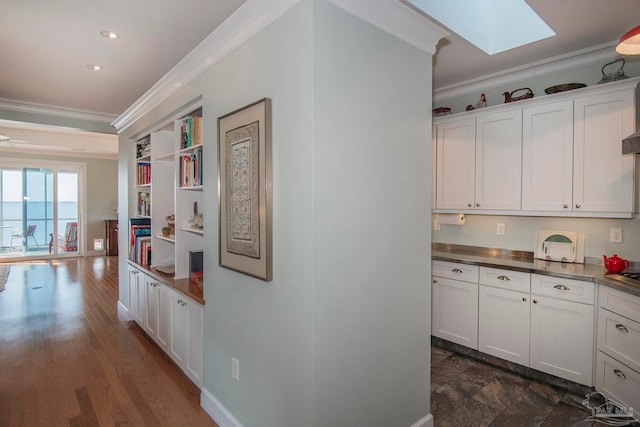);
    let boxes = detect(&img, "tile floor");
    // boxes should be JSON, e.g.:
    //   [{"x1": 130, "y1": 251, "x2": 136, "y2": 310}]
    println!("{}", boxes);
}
[{"x1": 430, "y1": 345, "x2": 598, "y2": 427}]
